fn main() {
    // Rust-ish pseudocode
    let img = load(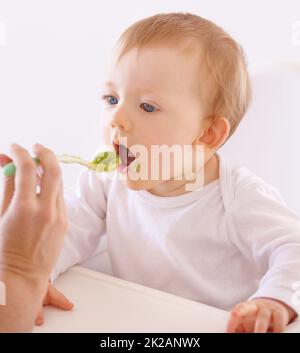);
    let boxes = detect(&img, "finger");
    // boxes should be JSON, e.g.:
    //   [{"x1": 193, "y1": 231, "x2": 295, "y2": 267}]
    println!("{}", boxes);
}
[
  {"x1": 242, "y1": 316, "x2": 256, "y2": 333},
  {"x1": 35, "y1": 307, "x2": 44, "y2": 326},
  {"x1": 0, "y1": 154, "x2": 15, "y2": 215},
  {"x1": 254, "y1": 306, "x2": 272, "y2": 333},
  {"x1": 45, "y1": 286, "x2": 73, "y2": 310},
  {"x1": 10, "y1": 144, "x2": 37, "y2": 202},
  {"x1": 227, "y1": 314, "x2": 243, "y2": 333},
  {"x1": 235, "y1": 324, "x2": 246, "y2": 333},
  {"x1": 56, "y1": 180, "x2": 67, "y2": 226},
  {"x1": 271, "y1": 309, "x2": 288, "y2": 333},
  {"x1": 56, "y1": 180, "x2": 65, "y2": 214},
  {"x1": 0, "y1": 154, "x2": 13, "y2": 167},
  {"x1": 33, "y1": 144, "x2": 62, "y2": 206},
  {"x1": 227, "y1": 302, "x2": 258, "y2": 333}
]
